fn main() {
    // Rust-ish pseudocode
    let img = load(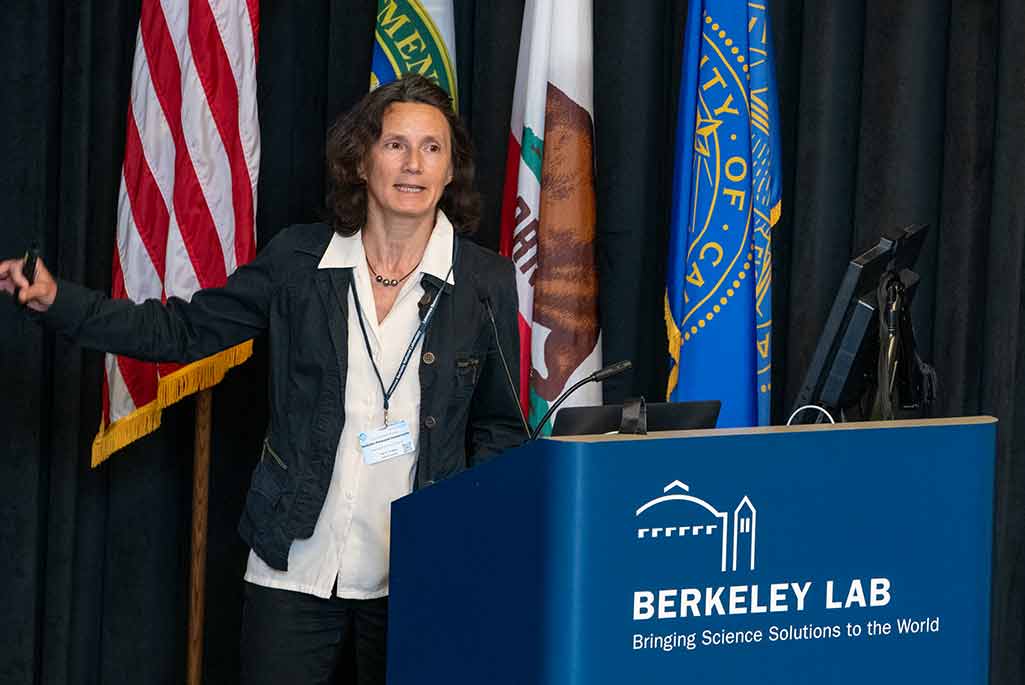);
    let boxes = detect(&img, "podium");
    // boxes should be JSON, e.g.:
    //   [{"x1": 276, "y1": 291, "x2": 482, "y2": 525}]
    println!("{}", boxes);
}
[{"x1": 387, "y1": 417, "x2": 996, "y2": 684}]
